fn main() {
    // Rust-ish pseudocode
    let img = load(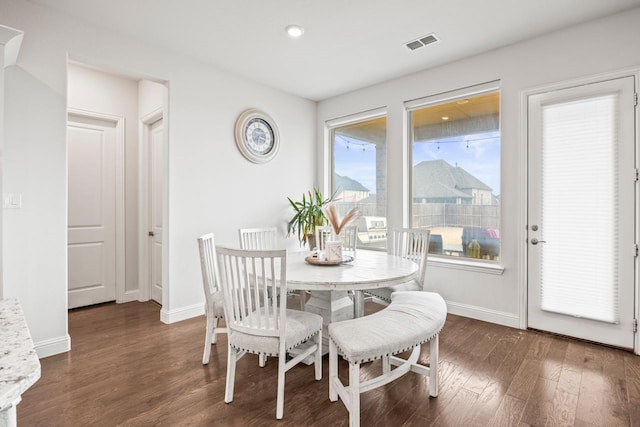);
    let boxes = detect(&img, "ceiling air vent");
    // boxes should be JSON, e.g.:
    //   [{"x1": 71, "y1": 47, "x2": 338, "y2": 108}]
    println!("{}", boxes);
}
[{"x1": 405, "y1": 33, "x2": 439, "y2": 51}]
